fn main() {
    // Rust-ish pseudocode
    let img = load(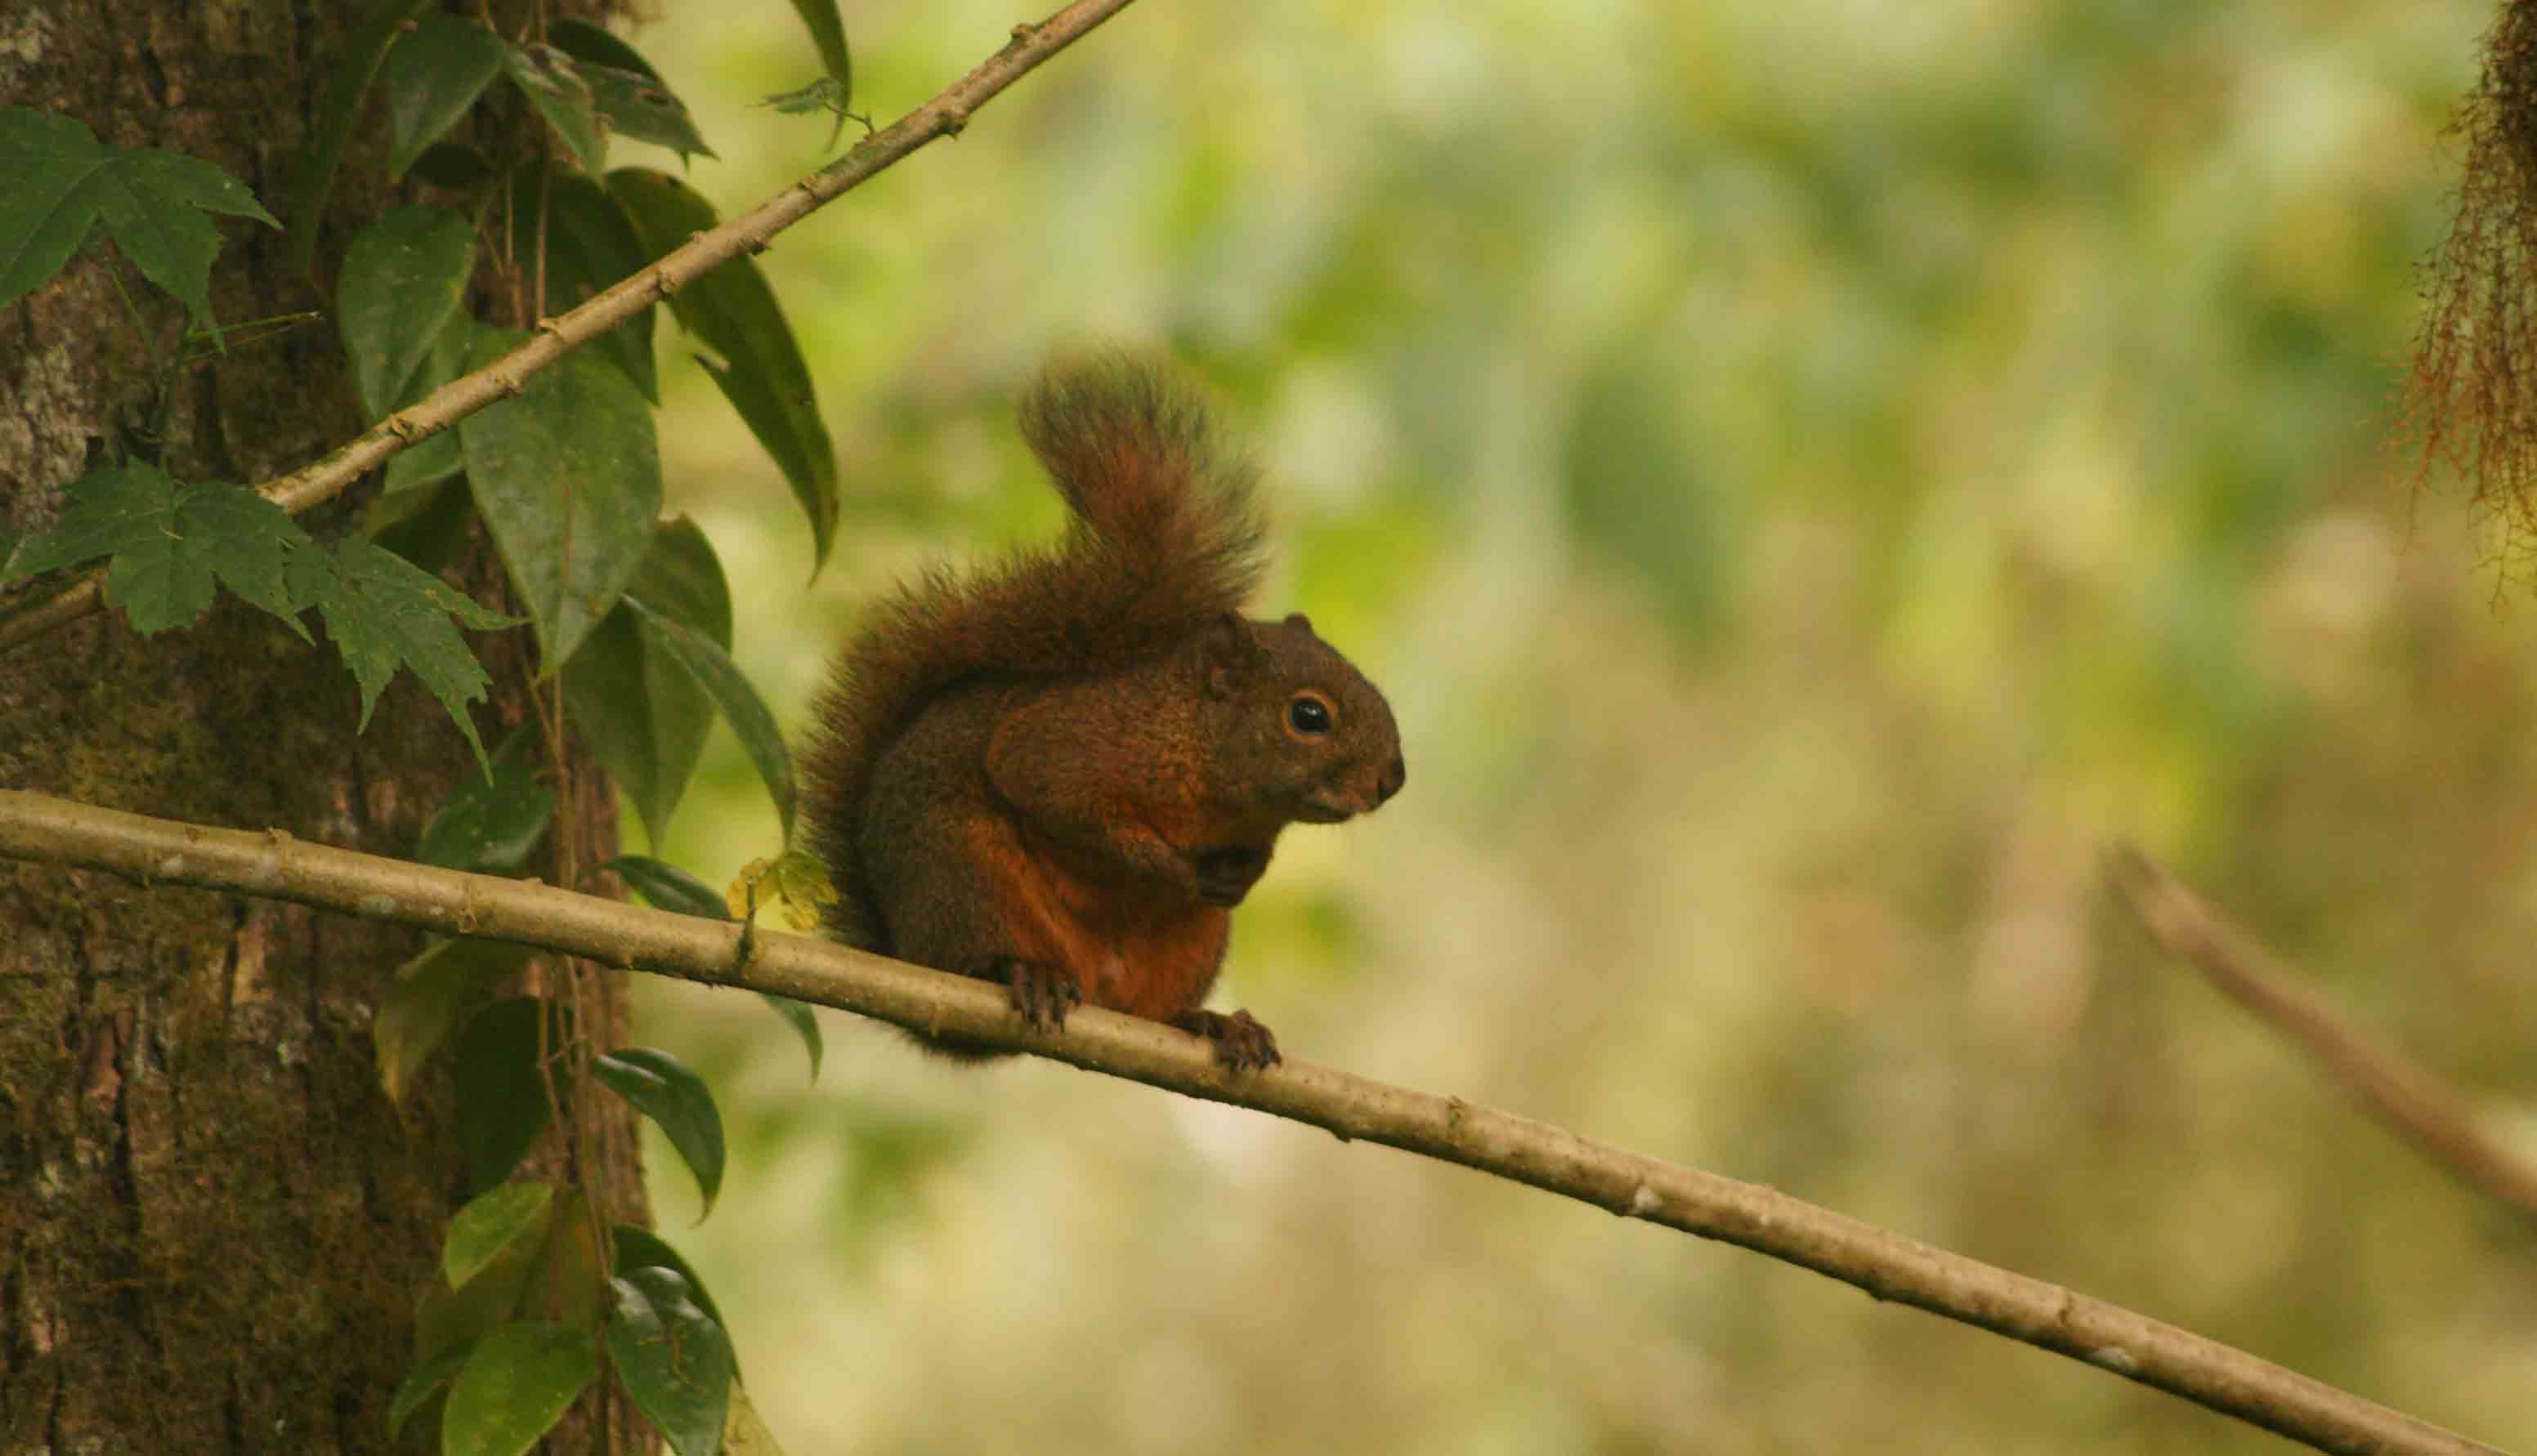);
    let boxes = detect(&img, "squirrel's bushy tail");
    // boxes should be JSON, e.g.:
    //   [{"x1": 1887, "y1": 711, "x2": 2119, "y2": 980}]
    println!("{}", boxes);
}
[{"x1": 800, "y1": 355, "x2": 1264, "y2": 950}]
